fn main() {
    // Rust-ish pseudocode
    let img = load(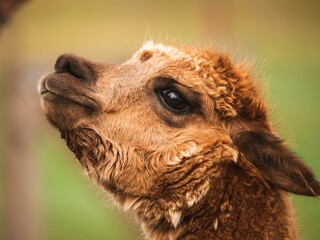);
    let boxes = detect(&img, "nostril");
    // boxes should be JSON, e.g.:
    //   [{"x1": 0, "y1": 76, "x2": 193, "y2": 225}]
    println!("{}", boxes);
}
[
  {"x1": 59, "y1": 60, "x2": 82, "y2": 79},
  {"x1": 54, "y1": 54, "x2": 96, "y2": 82}
]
